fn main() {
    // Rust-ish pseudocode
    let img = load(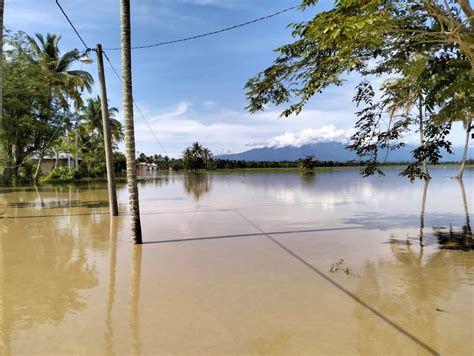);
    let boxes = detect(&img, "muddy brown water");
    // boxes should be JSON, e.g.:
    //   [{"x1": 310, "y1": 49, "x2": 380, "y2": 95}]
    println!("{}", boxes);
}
[{"x1": 0, "y1": 168, "x2": 472, "y2": 355}]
